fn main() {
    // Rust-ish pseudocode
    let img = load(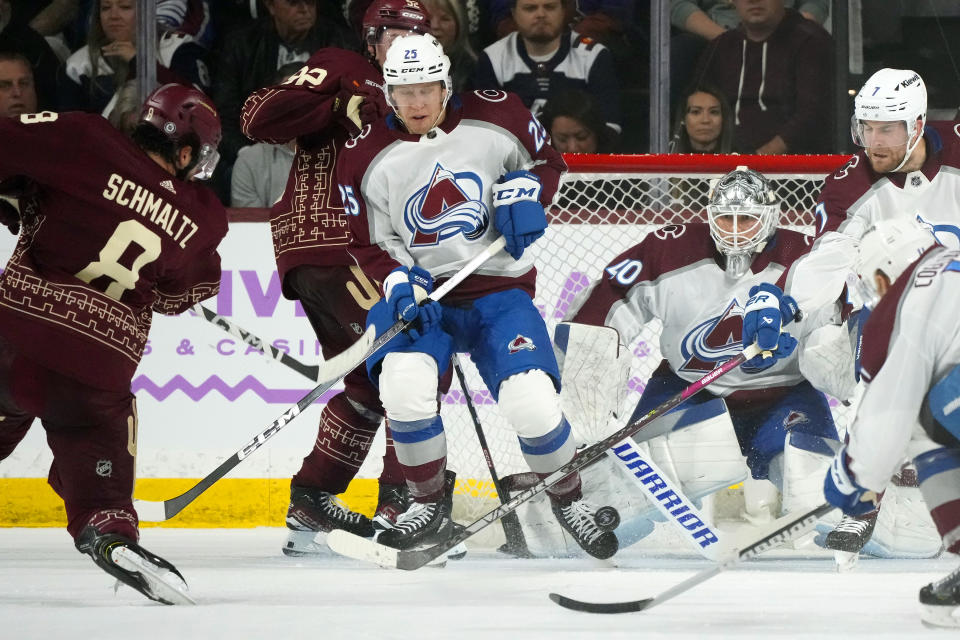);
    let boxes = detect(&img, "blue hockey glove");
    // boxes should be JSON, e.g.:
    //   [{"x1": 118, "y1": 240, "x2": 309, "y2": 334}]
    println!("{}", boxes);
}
[
  {"x1": 492, "y1": 170, "x2": 546, "y2": 260},
  {"x1": 823, "y1": 445, "x2": 882, "y2": 516},
  {"x1": 384, "y1": 266, "x2": 440, "y2": 340},
  {"x1": 742, "y1": 283, "x2": 801, "y2": 351},
  {"x1": 740, "y1": 331, "x2": 798, "y2": 373},
  {"x1": 927, "y1": 363, "x2": 960, "y2": 442}
]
